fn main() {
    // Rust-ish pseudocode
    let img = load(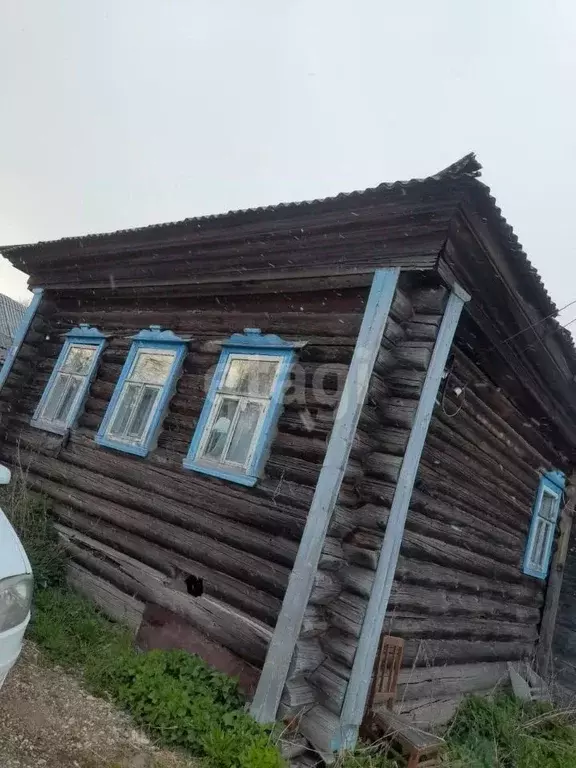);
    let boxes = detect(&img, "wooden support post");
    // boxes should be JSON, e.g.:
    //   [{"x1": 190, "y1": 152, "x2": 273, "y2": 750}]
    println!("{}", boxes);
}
[
  {"x1": 537, "y1": 474, "x2": 576, "y2": 678},
  {"x1": 338, "y1": 284, "x2": 469, "y2": 752},
  {"x1": 250, "y1": 268, "x2": 400, "y2": 724},
  {"x1": 0, "y1": 288, "x2": 44, "y2": 392}
]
